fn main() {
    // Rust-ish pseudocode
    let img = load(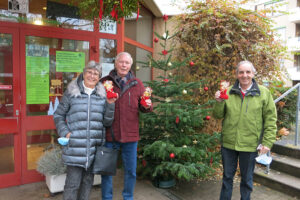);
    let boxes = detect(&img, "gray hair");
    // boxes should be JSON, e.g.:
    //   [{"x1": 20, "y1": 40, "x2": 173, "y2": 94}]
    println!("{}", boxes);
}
[
  {"x1": 83, "y1": 60, "x2": 102, "y2": 77},
  {"x1": 236, "y1": 60, "x2": 256, "y2": 74},
  {"x1": 115, "y1": 52, "x2": 133, "y2": 65}
]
